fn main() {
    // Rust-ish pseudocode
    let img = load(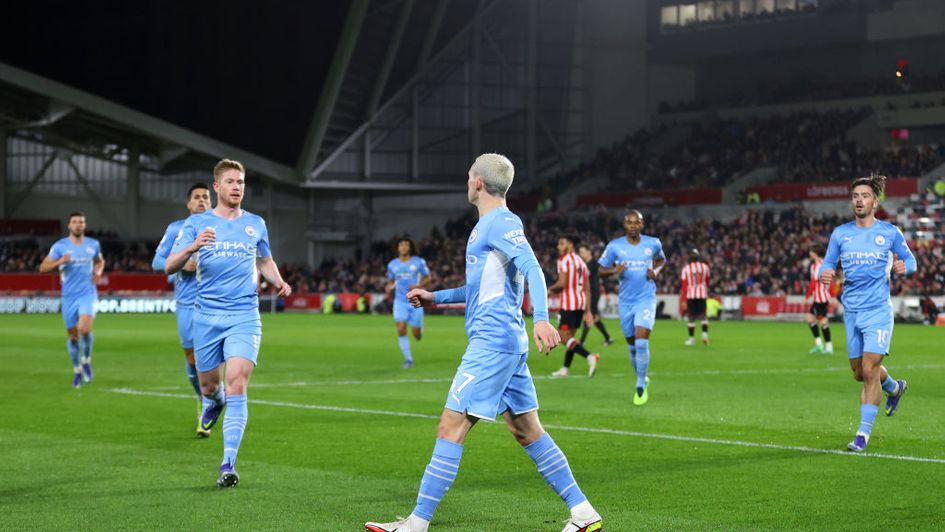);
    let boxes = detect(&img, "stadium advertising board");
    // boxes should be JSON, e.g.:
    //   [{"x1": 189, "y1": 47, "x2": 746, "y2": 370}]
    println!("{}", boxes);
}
[
  {"x1": 747, "y1": 178, "x2": 918, "y2": 202},
  {"x1": 576, "y1": 188, "x2": 722, "y2": 207},
  {"x1": 0, "y1": 273, "x2": 171, "y2": 291},
  {"x1": 0, "y1": 296, "x2": 175, "y2": 314}
]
